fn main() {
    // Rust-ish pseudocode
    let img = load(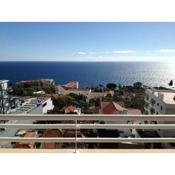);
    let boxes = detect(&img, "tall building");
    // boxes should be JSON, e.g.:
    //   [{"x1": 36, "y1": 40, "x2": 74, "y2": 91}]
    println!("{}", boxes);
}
[
  {"x1": 144, "y1": 88, "x2": 175, "y2": 115},
  {"x1": 144, "y1": 88, "x2": 175, "y2": 147},
  {"x1": 0, "y1": 80, "x2": 9, "y2": 114}
]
